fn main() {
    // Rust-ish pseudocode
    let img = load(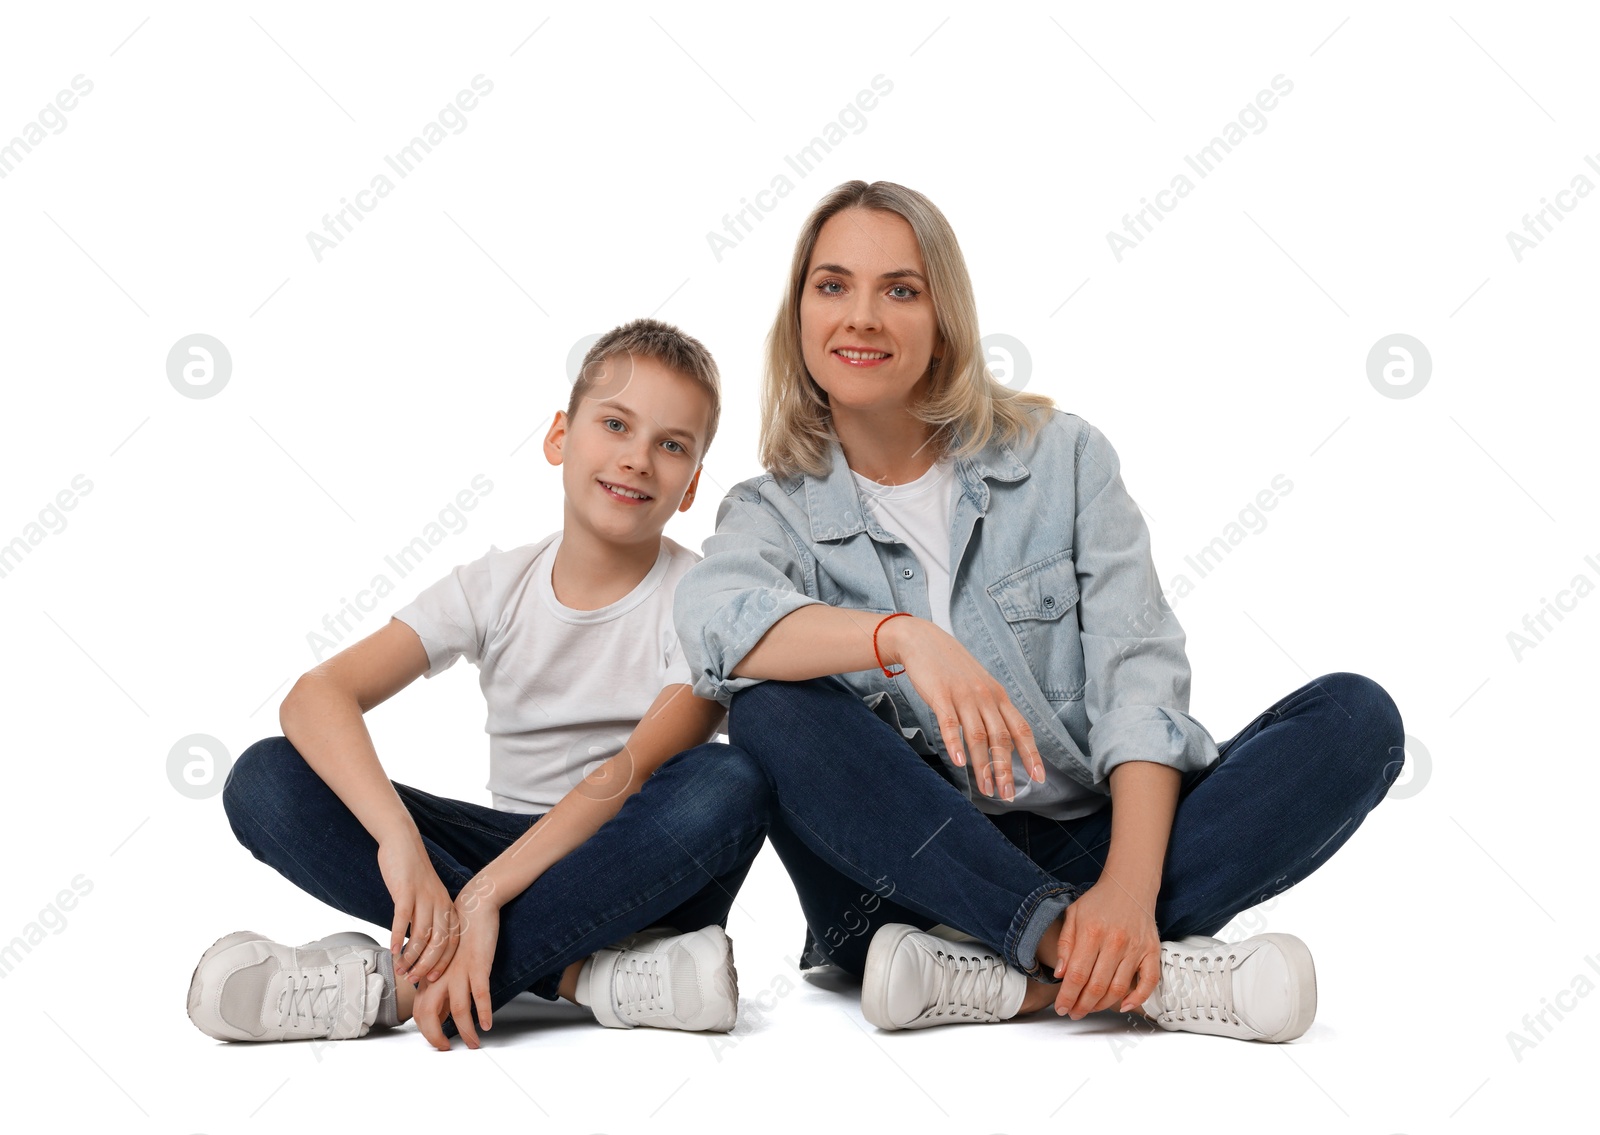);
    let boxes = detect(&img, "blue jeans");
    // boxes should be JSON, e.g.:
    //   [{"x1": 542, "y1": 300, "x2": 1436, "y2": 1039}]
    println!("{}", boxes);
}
[
  {"x1": 729, "y1": 671, "x2": 1404, "y2": 981},
  {"x1": 222, "y1": 737, "x2": 771, "y2": 1038}
]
